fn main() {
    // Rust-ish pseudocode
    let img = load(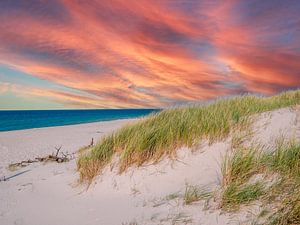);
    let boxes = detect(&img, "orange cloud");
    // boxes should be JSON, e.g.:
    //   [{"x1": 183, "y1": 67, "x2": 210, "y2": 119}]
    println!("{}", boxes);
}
[
  {"x1": 0, "y1": 82, "x2": 10, "y2": 94},
  {"x1": 0, "y1": 0, "x2": 299, "y2": 108}
]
